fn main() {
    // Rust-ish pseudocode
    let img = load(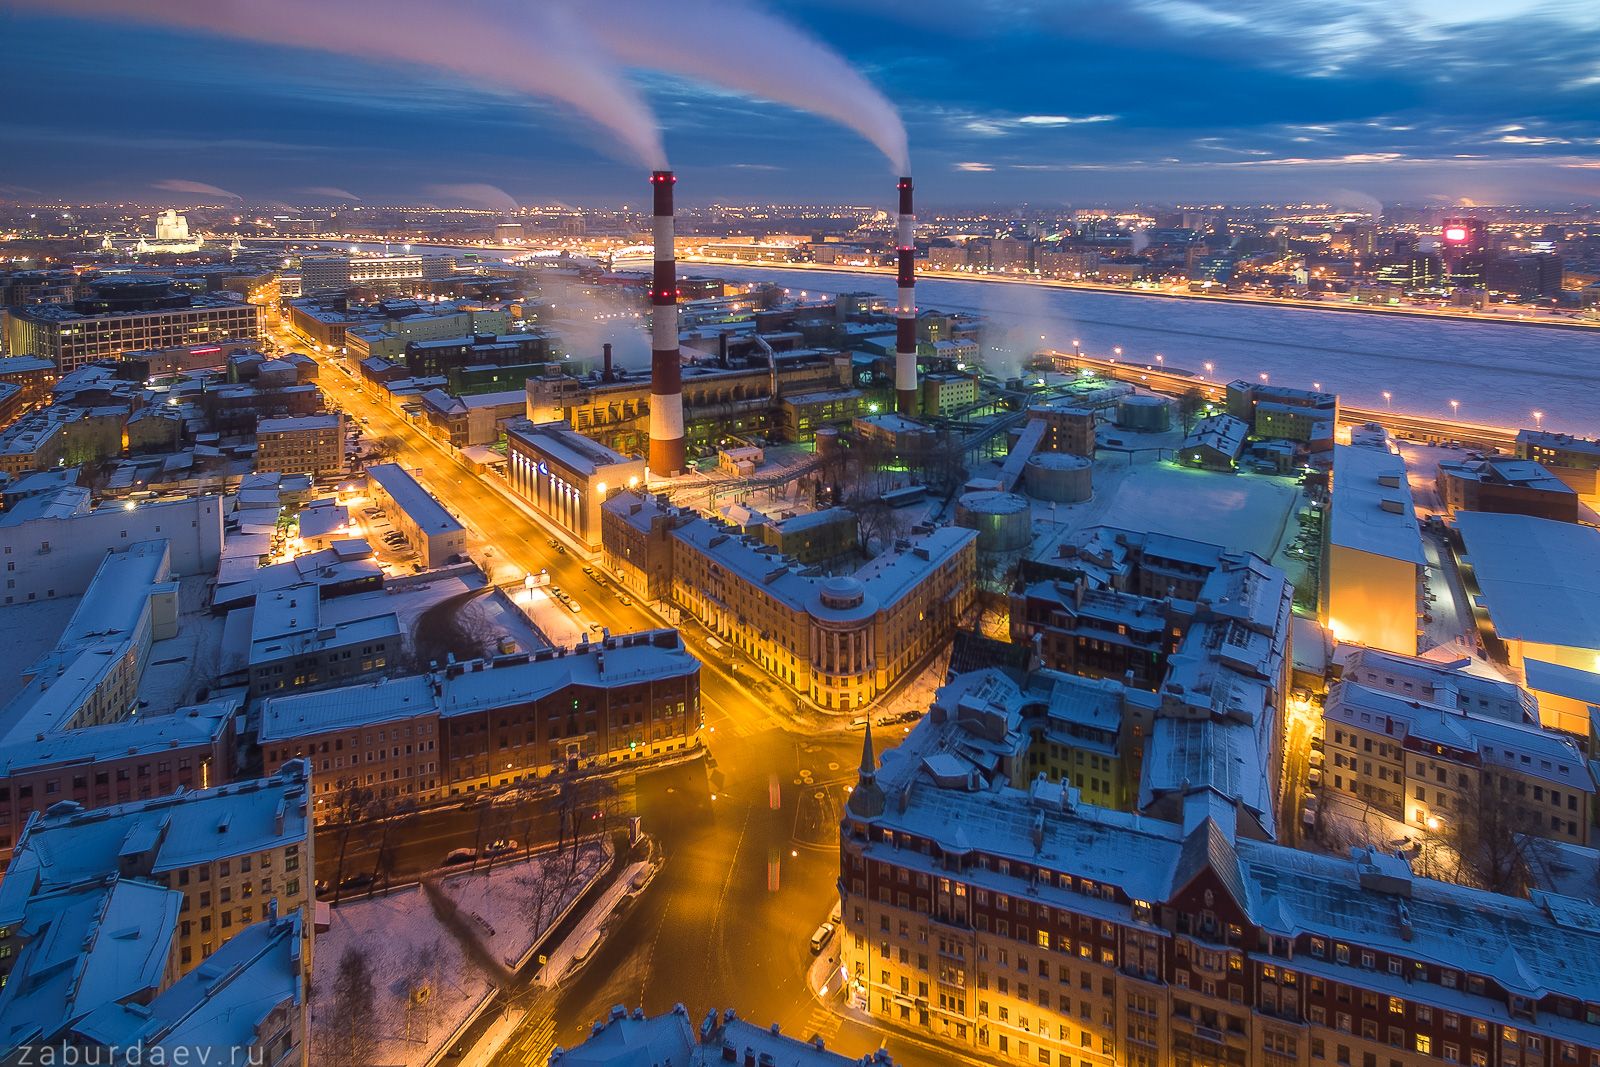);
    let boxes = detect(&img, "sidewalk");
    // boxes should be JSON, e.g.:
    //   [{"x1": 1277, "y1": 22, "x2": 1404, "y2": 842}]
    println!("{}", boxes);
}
[
  {"x1": 800, "y1": 927, "x2": 1009, "y2": 1067},
  {"x1": 535, "y1": 852, "x2": 661, "y2": 989}
]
